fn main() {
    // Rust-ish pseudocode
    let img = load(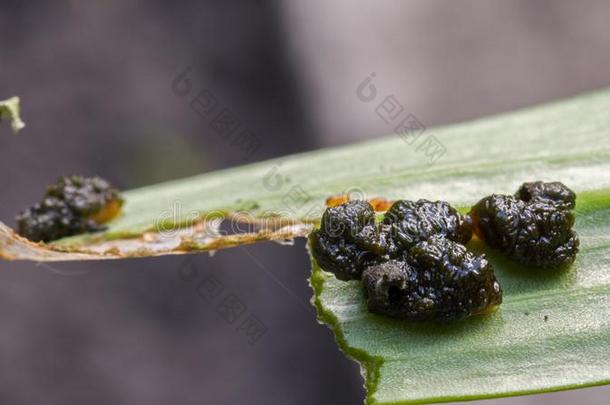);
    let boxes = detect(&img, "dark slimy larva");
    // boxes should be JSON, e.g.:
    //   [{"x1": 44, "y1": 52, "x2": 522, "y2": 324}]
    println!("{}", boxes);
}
[{"x1": 17, "y1": 175, "x2": 123, "y2": 242}]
